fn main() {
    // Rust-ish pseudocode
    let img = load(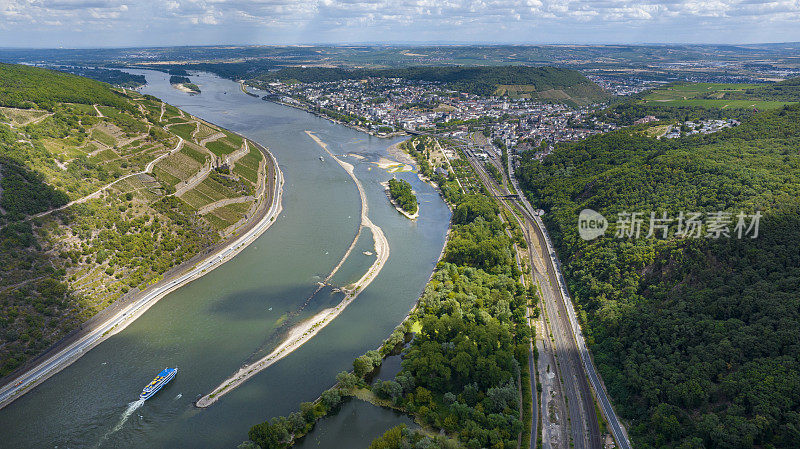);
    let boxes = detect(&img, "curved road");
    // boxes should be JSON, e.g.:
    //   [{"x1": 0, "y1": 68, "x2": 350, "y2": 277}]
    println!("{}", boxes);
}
[{"x1": 0, "y1": 143, "x2": 284, "y2": 410}]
